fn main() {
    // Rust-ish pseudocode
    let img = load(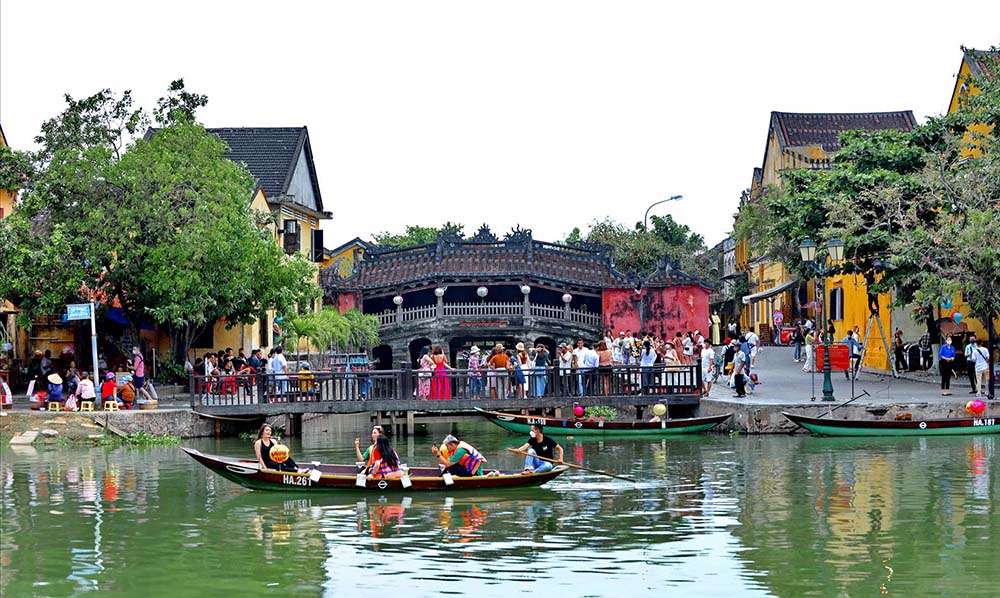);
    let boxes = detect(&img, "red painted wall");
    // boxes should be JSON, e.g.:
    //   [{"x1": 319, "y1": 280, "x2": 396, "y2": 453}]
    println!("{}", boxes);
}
[
  {"x1": 330, "y1": 291, "x2": 361, "y2": 313},
  {"x1": 602, "y1": 286, "x2": 710, "y2": 338}
]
